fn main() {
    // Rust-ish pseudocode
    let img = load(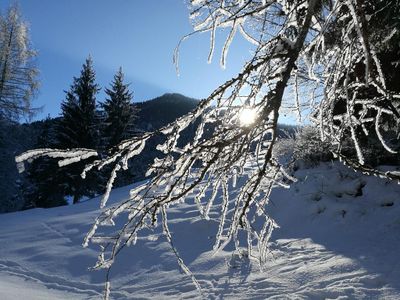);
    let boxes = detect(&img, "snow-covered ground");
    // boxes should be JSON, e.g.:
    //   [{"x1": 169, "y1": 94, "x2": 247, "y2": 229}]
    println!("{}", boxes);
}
[{"x1": 1, "y1": 162, "x2": 400, "y2": 299}]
